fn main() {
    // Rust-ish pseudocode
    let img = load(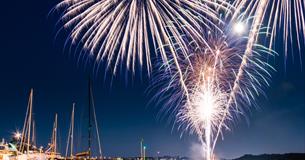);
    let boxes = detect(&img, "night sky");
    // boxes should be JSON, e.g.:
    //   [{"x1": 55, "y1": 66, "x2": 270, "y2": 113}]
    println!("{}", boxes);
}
[{"x1": 0, "y1": 0, "x2": 304, "y2": 159}]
